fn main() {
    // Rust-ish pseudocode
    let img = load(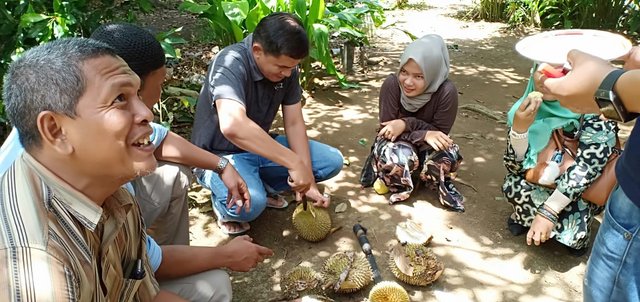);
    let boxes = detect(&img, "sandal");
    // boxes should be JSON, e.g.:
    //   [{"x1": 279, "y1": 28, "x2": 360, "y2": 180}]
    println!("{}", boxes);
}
[
  {"x1": 213, "y1": 205, "x2": 250, "y2": 235},
  {"x1": 266, "y1": 194, "x2": 289, "y2": 209},
  {"x1": 216, "y1": 219, "x2": 250, "y2": 235}
]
